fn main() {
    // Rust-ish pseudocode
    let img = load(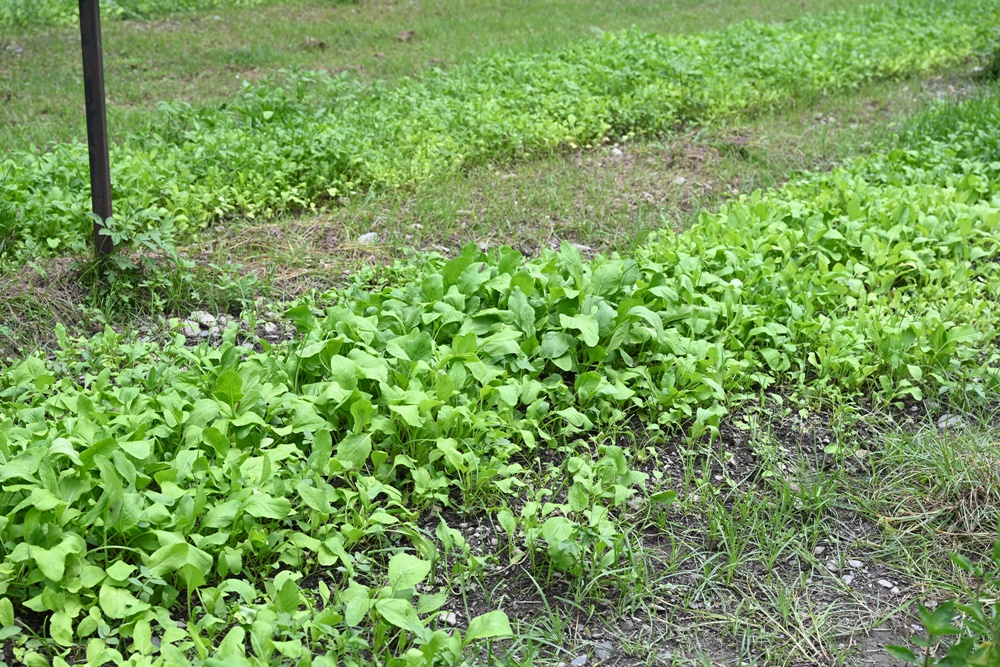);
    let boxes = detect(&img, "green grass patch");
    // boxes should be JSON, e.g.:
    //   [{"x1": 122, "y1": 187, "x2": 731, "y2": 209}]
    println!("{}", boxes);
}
[
  {"x1": 0, "y1": 0, "x2": 878, "y2": 151},
  {"x1": 2, "y1": 0, "x2": 997, "y2": 265},
  {"x1": 1, "y1": 85, "x2": 999, "y2": 666},
  {"x1": 0, "y1": 0, "x2": 285, "y2": 27}
]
